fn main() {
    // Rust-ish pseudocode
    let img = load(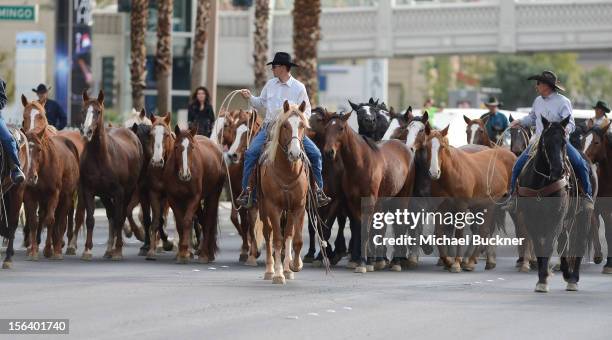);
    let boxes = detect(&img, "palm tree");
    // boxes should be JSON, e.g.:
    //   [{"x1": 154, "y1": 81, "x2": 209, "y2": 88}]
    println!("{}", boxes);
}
[
  {"x1": 191, "y1": 0, "x2": 212, "y2": 92},
  {"x1": 156, "y1": 0, "x2": 173, "y2": 114},
  {"x1": 253, "y1": 0, "x2": 271, "y2": 93},
  {"x1": 130, "y1": 0, "x2": 149, "y2": 110},
  {"x1": 292, "y1": 0, "x2": 321, "y2": 105}
]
